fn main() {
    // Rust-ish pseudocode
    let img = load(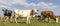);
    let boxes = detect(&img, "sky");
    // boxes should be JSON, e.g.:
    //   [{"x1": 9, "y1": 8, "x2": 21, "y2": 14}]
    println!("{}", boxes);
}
[{"x1": 0, "y1": 0, "x2": 60, "y2": 16}]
